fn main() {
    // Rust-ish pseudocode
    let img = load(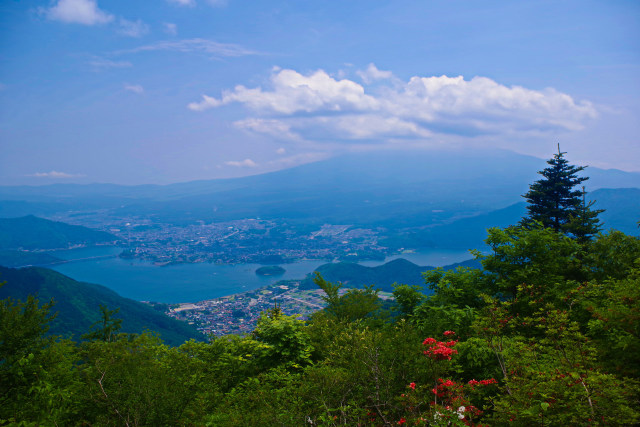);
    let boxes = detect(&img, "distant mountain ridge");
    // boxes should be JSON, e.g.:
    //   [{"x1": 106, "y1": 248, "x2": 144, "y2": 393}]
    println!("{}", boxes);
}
[
  {"x1": 0, "y1": 266, "x2": 203, "y2": 346},
  {"x1": 1, "y1": 149, "x2": 639, "y2": 229},
  {"x1": 382, "y1": 187, "x2": 640, "y2": 250},
  {"x1": 299, "y1": 257, "x2": 482, "y2": 292},
  {"x1": 0, "y1": 215, "x2": 116, "y2": 250}
]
